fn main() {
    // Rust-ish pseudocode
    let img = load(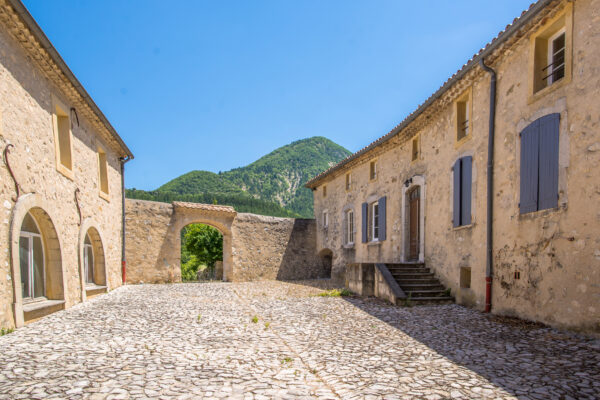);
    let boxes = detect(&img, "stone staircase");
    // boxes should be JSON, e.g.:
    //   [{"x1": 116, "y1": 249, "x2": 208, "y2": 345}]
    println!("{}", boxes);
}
[{"x1": 386, "y1": 263, "x2": 454, "y2": 305}]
